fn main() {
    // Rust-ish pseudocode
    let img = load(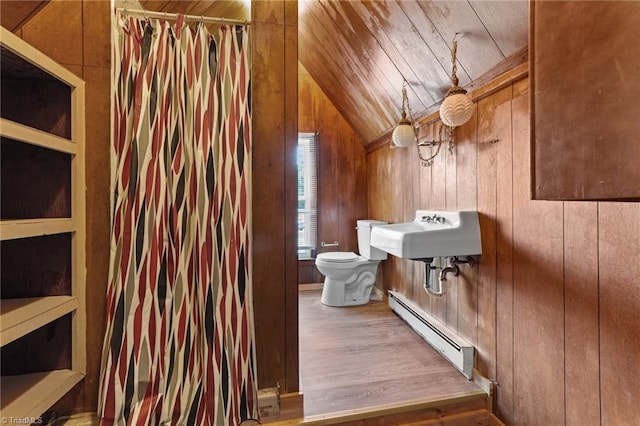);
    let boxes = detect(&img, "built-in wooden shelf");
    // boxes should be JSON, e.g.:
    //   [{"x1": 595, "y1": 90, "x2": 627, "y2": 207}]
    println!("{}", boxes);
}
[
  {"x1": 0, "y1": 118, "x2": 77, "y2": 154},
  {"x1": 0, "y1": 296, "x2": 78, "y2": 346},
  {"x1": 1, "y1": 25, "x2": 86, "y2": 418},
  {"x1": 0, "y1": 370, "x2": 85, "y2": 418},
  {"x1": 0, "y1": 218, "x2": 76, "y2": 241}
]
